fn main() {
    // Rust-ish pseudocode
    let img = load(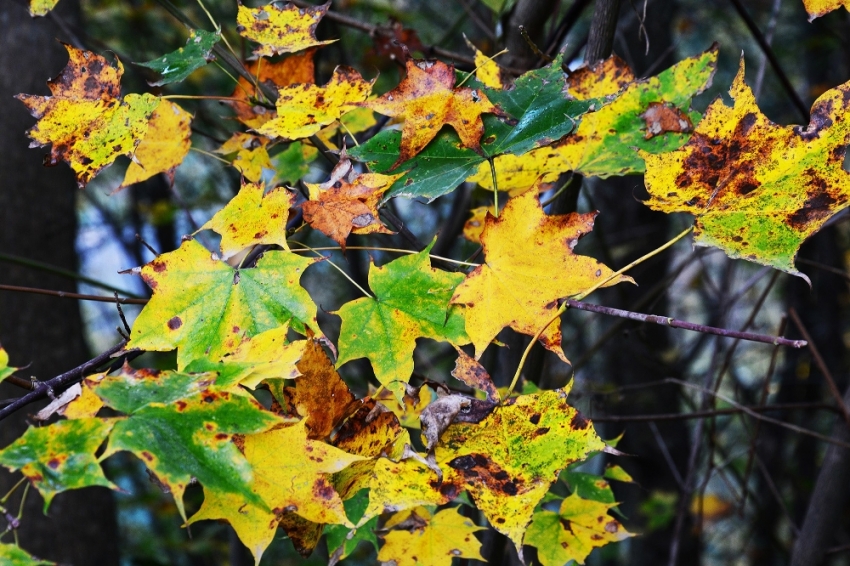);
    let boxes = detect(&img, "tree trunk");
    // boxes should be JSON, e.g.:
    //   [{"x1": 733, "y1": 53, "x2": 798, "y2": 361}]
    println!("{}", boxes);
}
[{"x1": 0, "y1": 2, "x2": 120, "y2": 563}]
